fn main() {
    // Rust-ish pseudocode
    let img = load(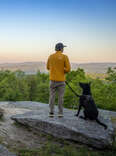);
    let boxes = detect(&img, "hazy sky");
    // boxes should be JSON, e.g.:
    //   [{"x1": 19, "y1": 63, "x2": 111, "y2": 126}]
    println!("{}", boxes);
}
[{"x1": 0, "y1": 0, "x2": 116, "y2": 63}]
